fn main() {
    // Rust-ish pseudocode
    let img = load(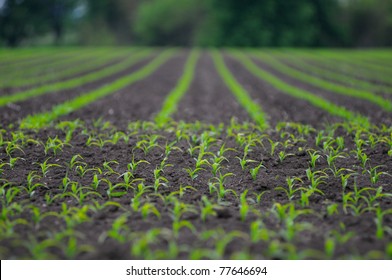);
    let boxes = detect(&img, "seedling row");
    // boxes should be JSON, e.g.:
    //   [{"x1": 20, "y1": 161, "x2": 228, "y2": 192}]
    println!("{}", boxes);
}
[{"x1": 0, "y1": 48, "x2": 391, "y2": 260}]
